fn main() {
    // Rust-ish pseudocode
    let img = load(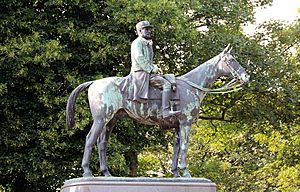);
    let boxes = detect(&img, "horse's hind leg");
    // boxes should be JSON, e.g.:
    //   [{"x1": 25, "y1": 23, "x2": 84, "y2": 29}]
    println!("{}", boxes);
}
[
  {"x1": 82, "y1": 118, "x2": 105, "y2": 177},
  {"x1": 97, "y1": 111, "x2": 126, "y2": 177},
  {"x1": 97, "y1": 124, "x2": 113, "y2": 177}
]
